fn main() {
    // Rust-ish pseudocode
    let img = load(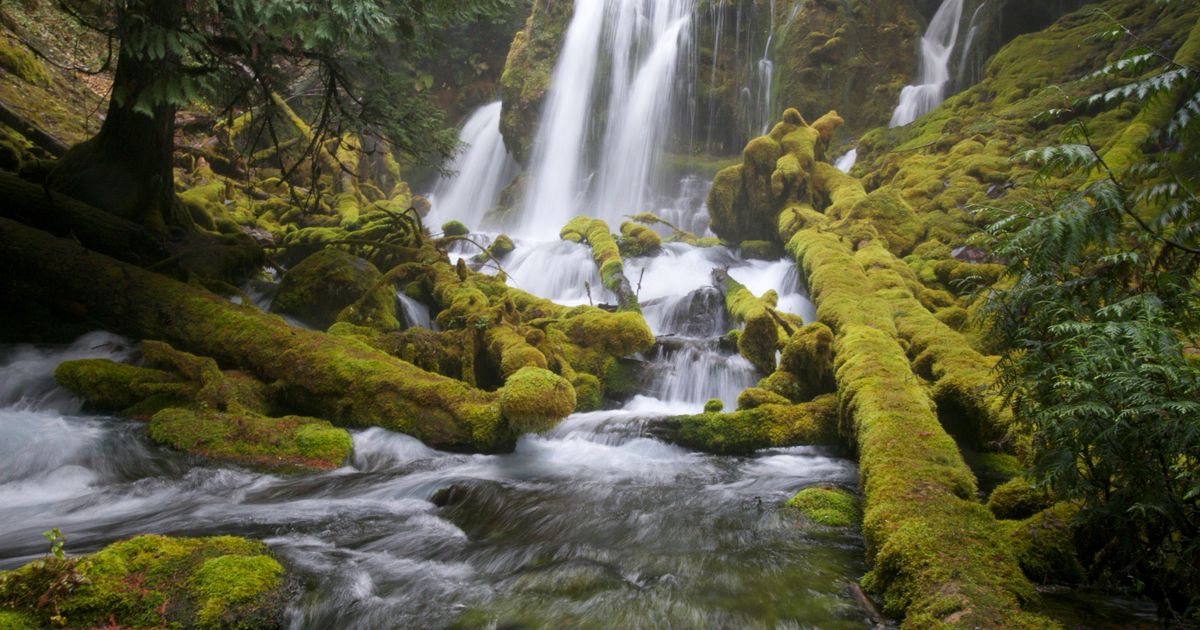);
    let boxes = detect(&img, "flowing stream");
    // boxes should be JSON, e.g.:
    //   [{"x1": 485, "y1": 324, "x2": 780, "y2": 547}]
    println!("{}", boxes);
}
[{"x1": 890, "y1": 0, "x2": 965, "y2": 127}]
